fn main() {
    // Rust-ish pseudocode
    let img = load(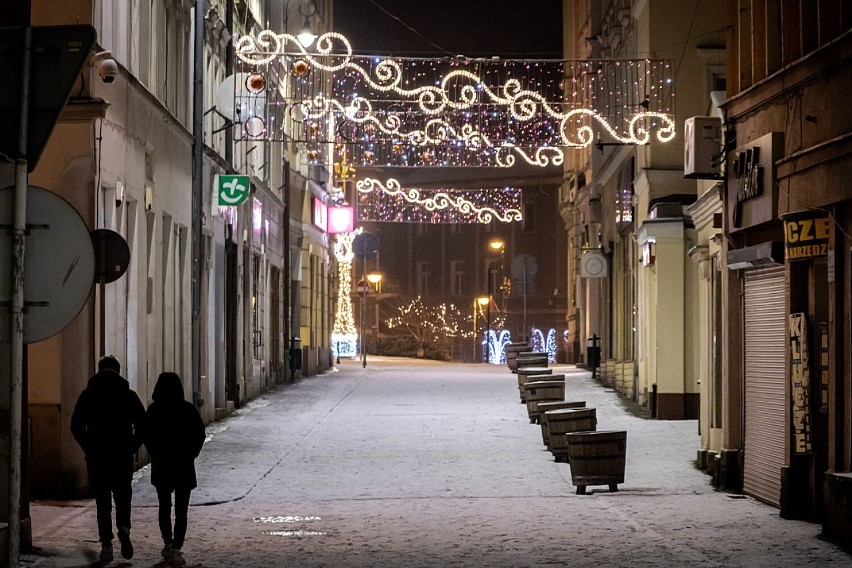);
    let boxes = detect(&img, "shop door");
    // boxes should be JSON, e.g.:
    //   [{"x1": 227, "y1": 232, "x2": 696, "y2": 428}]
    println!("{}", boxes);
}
[{"x1": 743, "y1": 266, "x2": 787, "y2": 506}]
